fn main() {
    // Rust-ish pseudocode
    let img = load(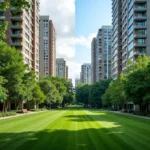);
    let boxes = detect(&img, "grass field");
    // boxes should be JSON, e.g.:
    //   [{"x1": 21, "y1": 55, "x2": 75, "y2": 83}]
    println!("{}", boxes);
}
[{"x1": 0, "y1": 107, "x2": 150, "y2": 150}]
